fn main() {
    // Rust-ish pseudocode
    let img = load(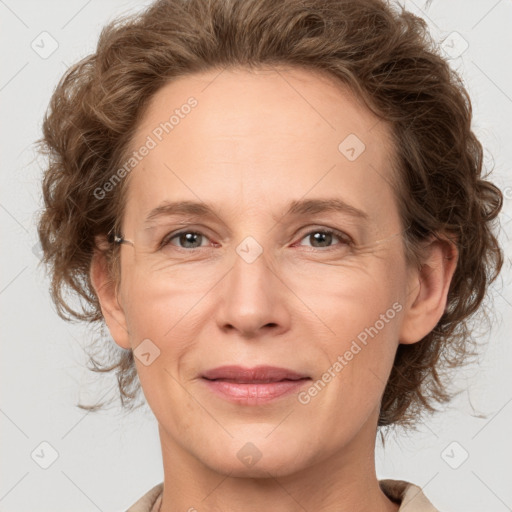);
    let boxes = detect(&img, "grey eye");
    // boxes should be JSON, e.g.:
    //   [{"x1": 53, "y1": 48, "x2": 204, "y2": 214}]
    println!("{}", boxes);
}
[
  {"x1": 299, "y1": 229, "x2": 348, "y2": 249},
  {"x1": 164, "y1": 231, "x2": 208, "y2": 249}
]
